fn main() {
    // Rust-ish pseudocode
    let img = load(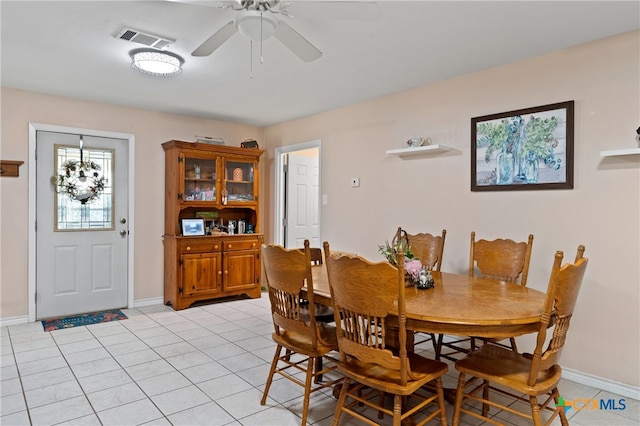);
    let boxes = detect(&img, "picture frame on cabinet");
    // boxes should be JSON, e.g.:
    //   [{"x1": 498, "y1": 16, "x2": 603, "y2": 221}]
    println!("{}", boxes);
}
[
  {"x1": 181, "y1": 218, "x2": 206, "y2": 236},
  {"x1": 471, "y1": 100, "x2": 574, "y2": 192}
]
